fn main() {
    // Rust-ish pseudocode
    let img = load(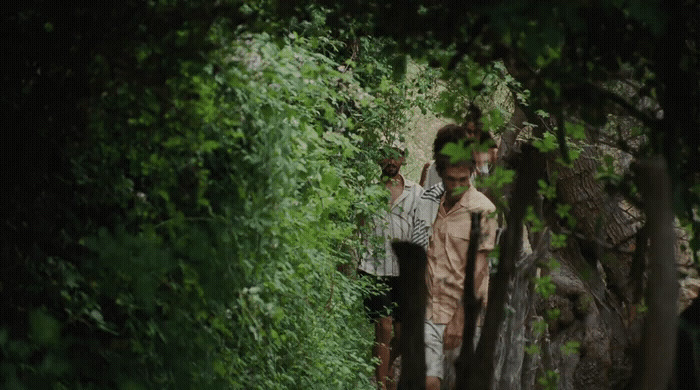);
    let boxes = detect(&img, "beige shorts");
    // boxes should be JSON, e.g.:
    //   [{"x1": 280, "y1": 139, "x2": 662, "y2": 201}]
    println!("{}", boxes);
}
[
  {"x1": 424, "y1": 319, "x2": 447, "y2": 379},
  {"x1": 424, "y1": 319, "x2": 481, "y2": 385}
]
